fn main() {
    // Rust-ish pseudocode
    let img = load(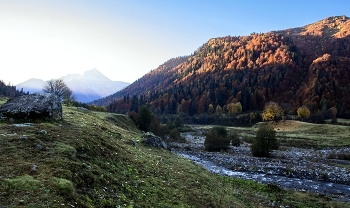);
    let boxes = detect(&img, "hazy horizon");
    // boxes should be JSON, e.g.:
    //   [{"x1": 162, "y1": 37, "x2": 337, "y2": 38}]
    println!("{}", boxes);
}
[{"x1": 1, "y1": 0, "x2": 349, "y2": 85}]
